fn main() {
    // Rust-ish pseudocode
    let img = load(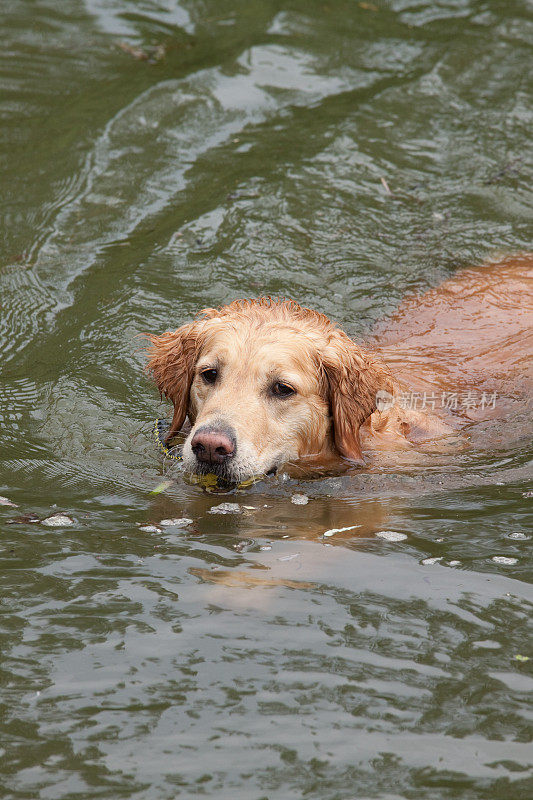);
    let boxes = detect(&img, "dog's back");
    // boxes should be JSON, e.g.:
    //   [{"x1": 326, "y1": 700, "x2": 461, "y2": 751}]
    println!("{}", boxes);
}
[{"x1": 374, "y1": 253, "x2": 533, "y2": 399}]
